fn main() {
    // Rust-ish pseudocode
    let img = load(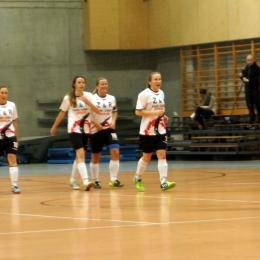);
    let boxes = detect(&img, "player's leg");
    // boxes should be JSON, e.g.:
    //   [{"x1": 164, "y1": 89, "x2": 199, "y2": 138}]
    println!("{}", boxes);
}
[
  {"x1": 89, "y1": 131, "x2": 104, "y2": 189},
  {"x1": 106, "y1": 130, "x2": 123, "y2": 187},
  {"x1": 69, "y1": 133, "x2": 93, "y2": 191},
  {"x1": 155, "y1": 135, "x2": 176, "y2": 191},
  {"x1": 70, "y1": 160, "x2": 80, "y2": 190},
  {"x1": 133, "y1": 135, "x2": 155, "y2": 192},
  {"x1": 5, "y1": 137, "x2": 20, "y2": 194}
]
